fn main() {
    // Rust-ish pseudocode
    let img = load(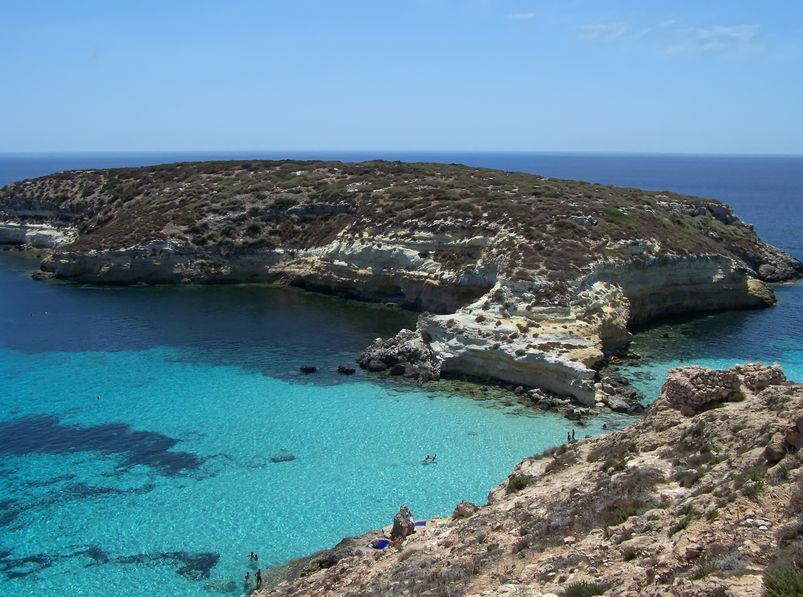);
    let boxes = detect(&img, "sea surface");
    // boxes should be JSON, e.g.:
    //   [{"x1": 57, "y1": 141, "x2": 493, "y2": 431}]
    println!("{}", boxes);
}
[{"x1": 0, "y1": 152, "x2": 801, "y2": 596}]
